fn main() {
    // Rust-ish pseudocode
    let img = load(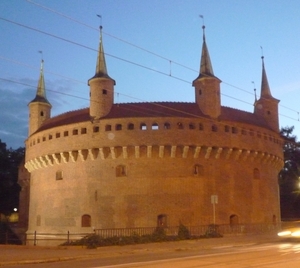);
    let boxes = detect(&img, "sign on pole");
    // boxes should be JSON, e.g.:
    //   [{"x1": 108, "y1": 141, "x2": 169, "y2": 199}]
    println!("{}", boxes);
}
[{"x1": 211, "y1": 195, "x2": 218, "y2": 225}]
